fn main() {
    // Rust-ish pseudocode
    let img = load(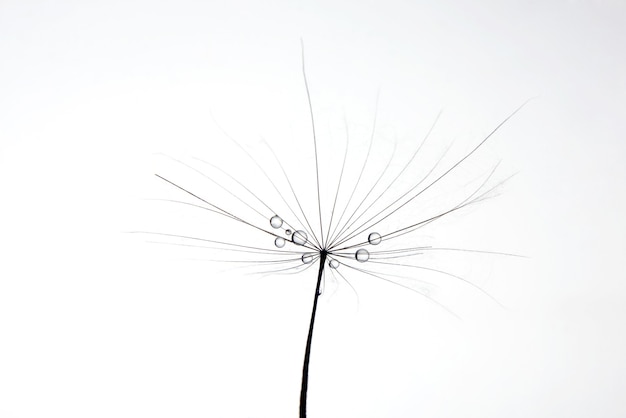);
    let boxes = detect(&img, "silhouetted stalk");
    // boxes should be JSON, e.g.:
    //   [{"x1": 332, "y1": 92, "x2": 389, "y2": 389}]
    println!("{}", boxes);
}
[{"x1": 299, "y1": 250, "x2": 327, "y2": 418}]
